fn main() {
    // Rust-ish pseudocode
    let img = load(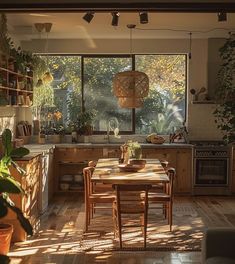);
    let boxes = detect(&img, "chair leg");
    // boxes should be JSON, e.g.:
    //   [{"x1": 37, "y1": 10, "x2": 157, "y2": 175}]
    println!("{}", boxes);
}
[
  {"x1": 144, "y1": 212, "x2": 147, "y2": 248},
  {"x1": 85, "y1": 201, "x2": 89, "y2": 232},
  {"x1": 112, "y1": 207, "x2": 117, "y2": 238},
  {"x1": 117, "y1": 211, "x2": 122, "y2": 249},
  {"x1": 169, "y1": 202, "x2": 173, "y2": 231}
]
